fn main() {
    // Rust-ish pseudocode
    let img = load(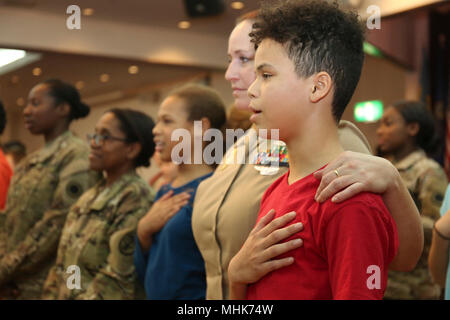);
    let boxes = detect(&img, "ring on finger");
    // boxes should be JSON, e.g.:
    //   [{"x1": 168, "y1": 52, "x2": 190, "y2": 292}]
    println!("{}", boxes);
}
[{"x1": 334, "y1": 169, "x2": 340, "y2": 177}]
